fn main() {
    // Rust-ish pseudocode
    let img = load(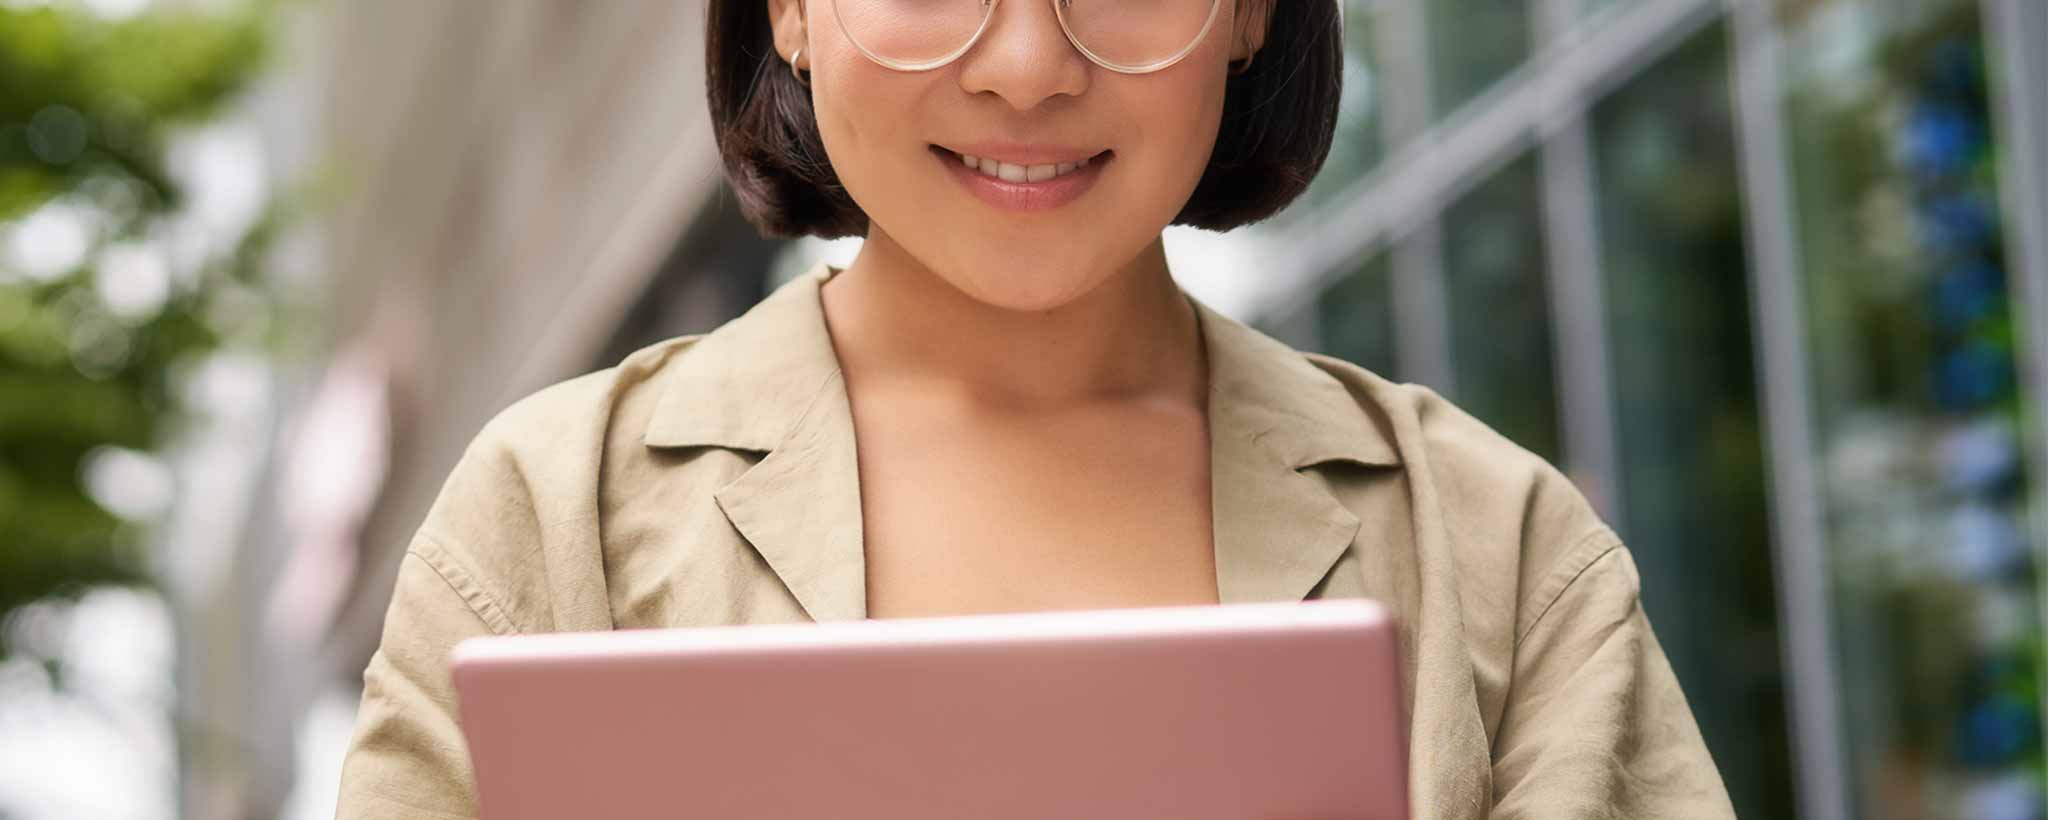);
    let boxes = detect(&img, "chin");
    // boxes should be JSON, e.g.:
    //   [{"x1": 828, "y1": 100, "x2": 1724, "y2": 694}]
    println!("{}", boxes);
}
[{"x1": 941, "y1": 261, "x2": 1106, "y2": 314}]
